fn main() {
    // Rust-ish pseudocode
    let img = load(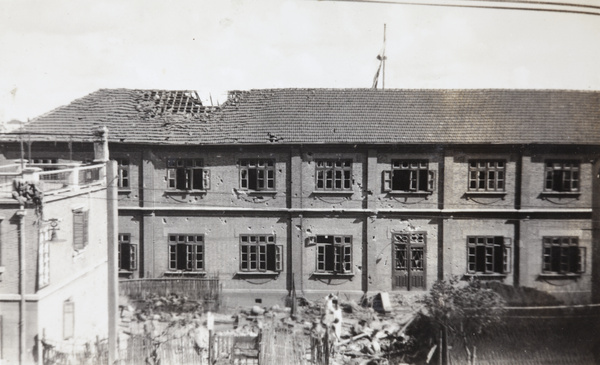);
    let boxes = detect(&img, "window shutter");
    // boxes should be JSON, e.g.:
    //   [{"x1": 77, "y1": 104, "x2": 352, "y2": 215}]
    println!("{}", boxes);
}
[
  {"x1": 130, "y1": 245, "x2": 137, "y2": 271},
  {"x1": 342, "y1": 244, "x2": 352, "y2": 273},
  {"x1": 504, "y1": 247, "x2": 512, "y2": 274},
  {"x1": 275, "y1": 245, "x2": 283, "y2": 271},
  {"x1": 427, "y1": 170, "x2": 436, "y2": 192},
  {"x1": 202, "y1": 169, "x2": 211, "y2": 190},
  {"x1": 382, "y1": 170, "x2": 392, "y2": 192},
  {"x1": 73, "y1": 210, "x2": 88, "y2": 250},
  {"x1": 578, "y1": 247, "x2": 586, "y2": 273}
]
